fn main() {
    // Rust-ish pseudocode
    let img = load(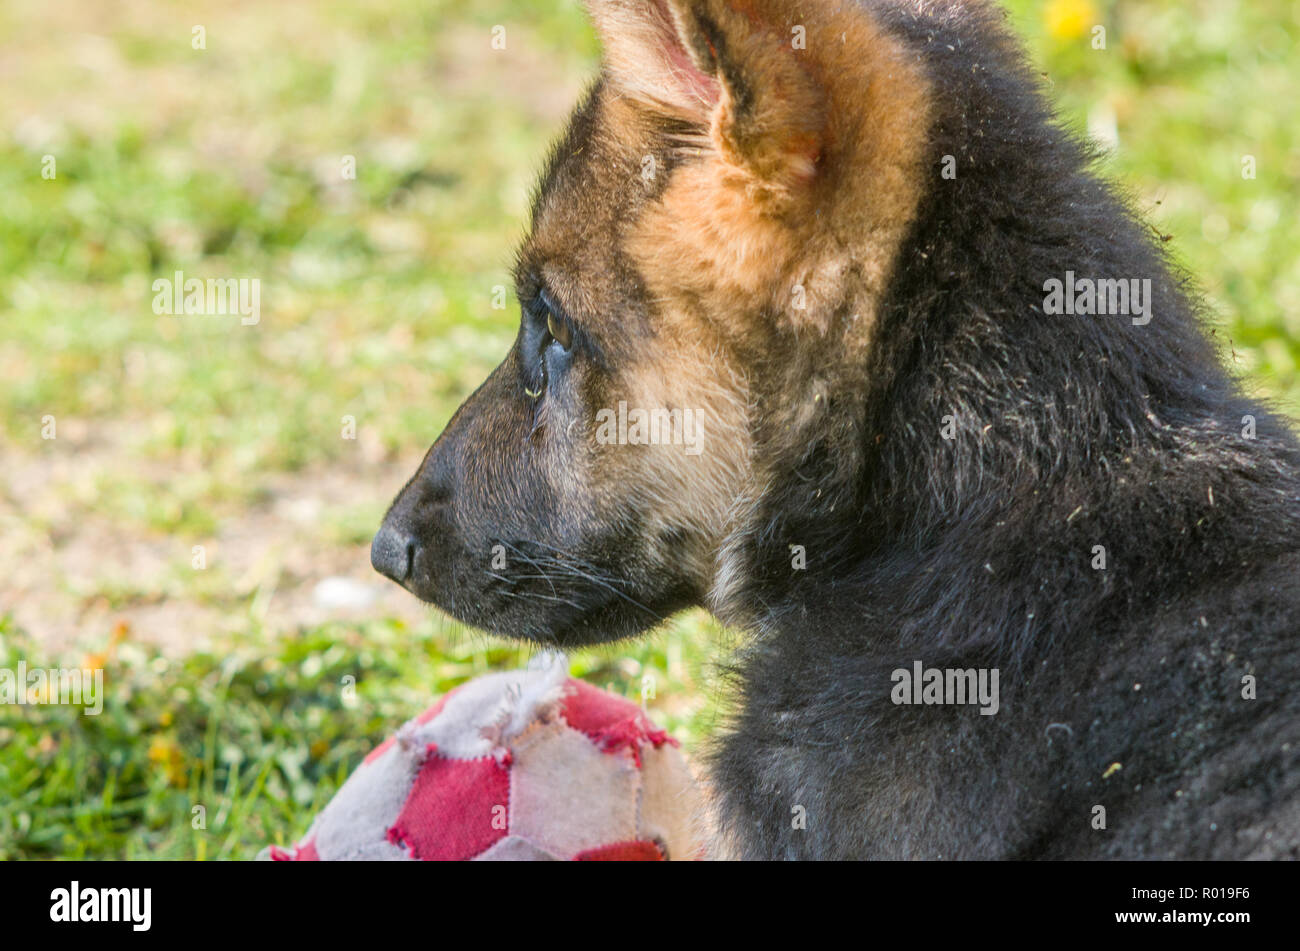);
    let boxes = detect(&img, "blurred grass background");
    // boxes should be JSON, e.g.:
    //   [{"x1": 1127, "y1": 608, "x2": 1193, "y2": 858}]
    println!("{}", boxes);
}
[{"x1": 0, "y1": 0, "x2": 1296, "y2": 858}]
